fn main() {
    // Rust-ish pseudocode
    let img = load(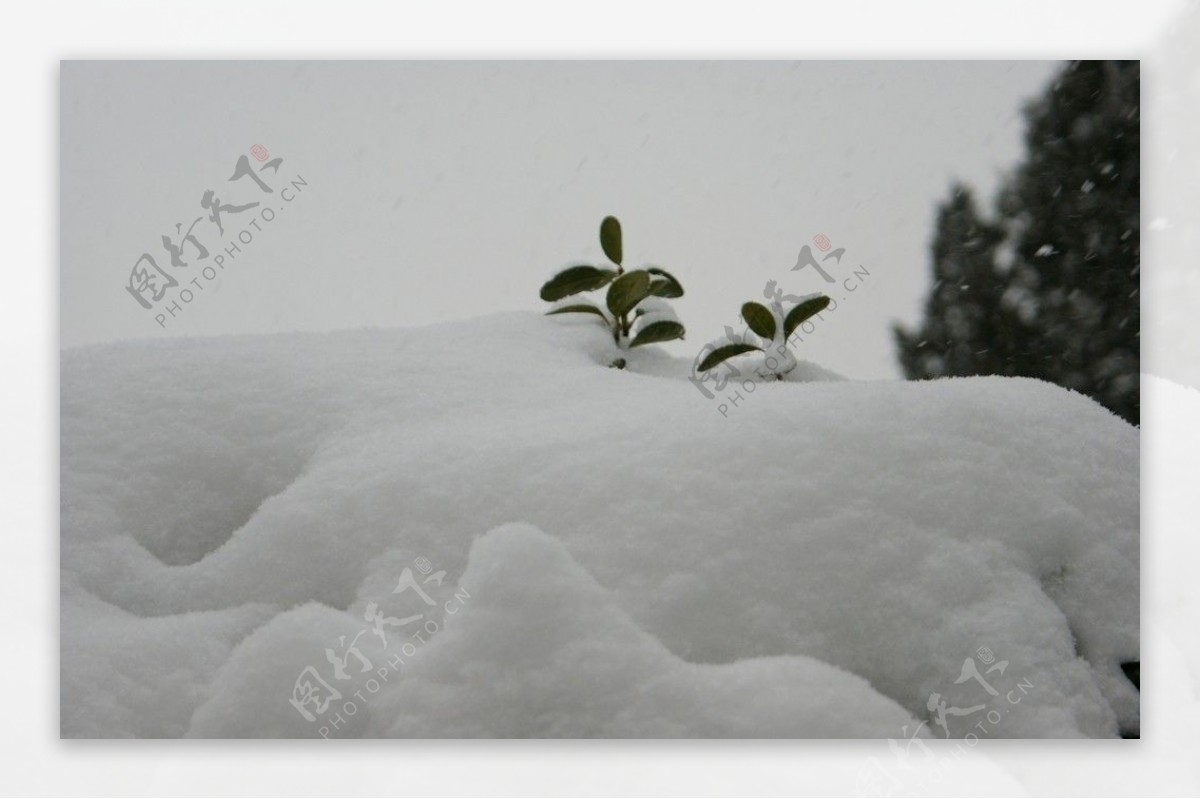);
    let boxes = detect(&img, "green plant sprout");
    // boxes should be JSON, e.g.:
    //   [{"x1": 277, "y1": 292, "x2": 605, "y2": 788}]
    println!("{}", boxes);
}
[
  {"x1": 697, "y1": 294, "x2": 831, "y2": 379},
  {"x1": 540, "y1": 216, "x2": 686, "y2": 361}
]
